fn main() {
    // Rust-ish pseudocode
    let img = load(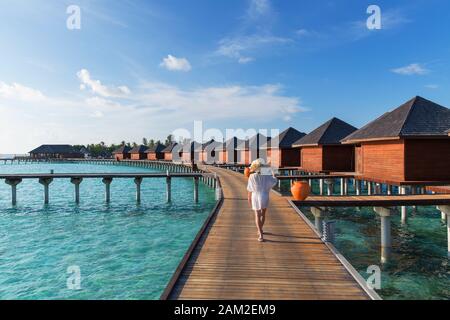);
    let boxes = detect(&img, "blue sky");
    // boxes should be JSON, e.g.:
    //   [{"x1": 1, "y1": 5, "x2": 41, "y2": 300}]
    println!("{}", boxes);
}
[{"x1": 1, "y1": 0, "x2": 450, "y2": 153}]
